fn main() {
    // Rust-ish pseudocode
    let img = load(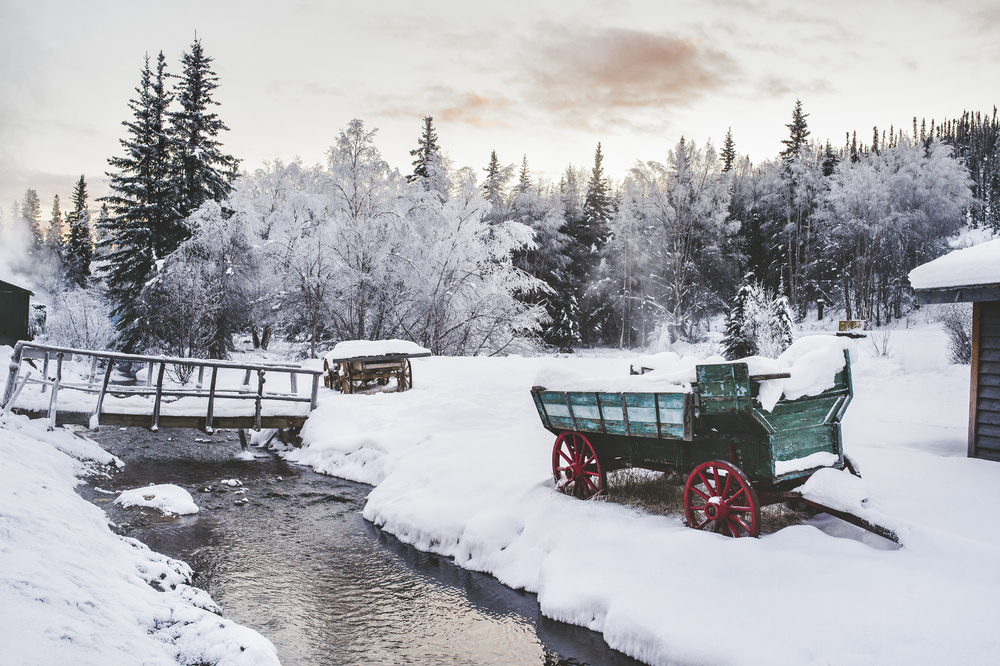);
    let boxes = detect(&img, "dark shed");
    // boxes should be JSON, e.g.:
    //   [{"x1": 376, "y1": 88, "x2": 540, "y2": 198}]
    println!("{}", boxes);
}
[
  {"x1": 910, "y1": 239, "x2": 1000, "y2": 461},
  {"x1": 0, "y1": 279, "x2": 33, "y2": 347}
]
